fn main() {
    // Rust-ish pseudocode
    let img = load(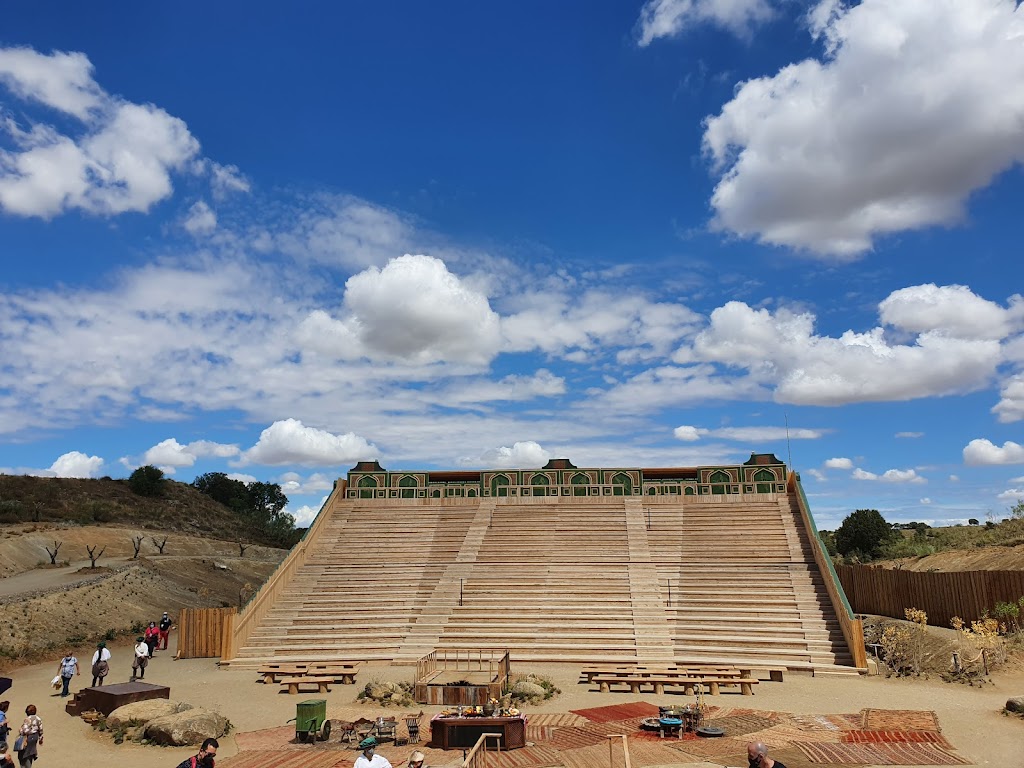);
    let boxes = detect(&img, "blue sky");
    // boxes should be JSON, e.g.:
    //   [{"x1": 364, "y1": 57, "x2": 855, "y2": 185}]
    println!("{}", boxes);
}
[{"x1": 2, "y1": 0, "x2": 1023, "y2": 529}]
